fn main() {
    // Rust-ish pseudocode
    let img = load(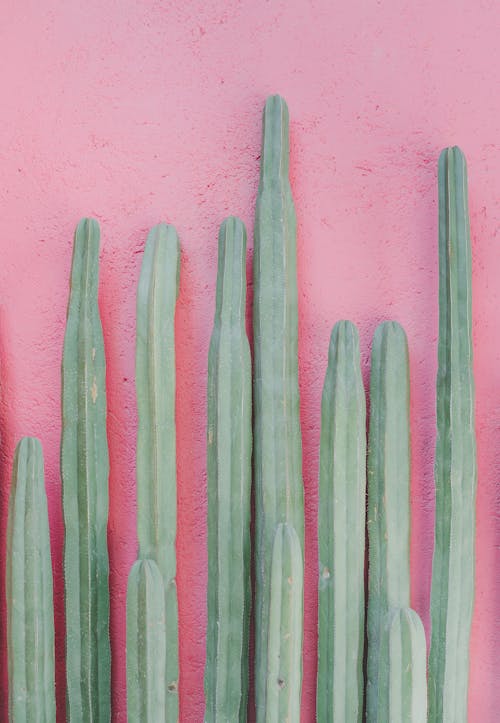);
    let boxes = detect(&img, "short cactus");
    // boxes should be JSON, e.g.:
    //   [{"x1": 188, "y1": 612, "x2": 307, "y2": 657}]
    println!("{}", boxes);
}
[
  {"x1": 61, "y1": 217, "x2": 110, "y2": 720},
  {"x1": 366, "y1": 321, "x2": 411, "y2": 721},
  {"x1": 6, "y1": 437, "x2": 56, "y2": 722},
  {"x1": 253, "y1": 94, "x2": 304, "y2": 722},
  {"x1": 377, "y1": 607, "x2": 427, "y2": 723},
  {"x1": 136, "y1": 222, "x2": 181, "y2": 715},
  {"x1": 204, "y1": 217, "x2": 252, "y2": 722},
  {"x1": 428, "y1": 147, "x2": 477, "y2": 723},
  {"x1": 127, "y1": 559, "x2": 167, "y2": 722},
  {"x1": 317, "y1": 321, "x2": 366, "y2": 722},
  {"x1": 265, "y1": 523, "x2": 303, "y2": 723}
]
